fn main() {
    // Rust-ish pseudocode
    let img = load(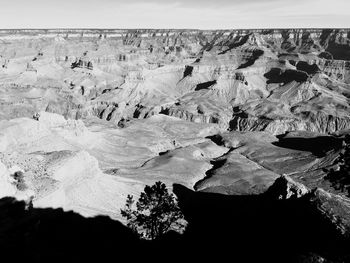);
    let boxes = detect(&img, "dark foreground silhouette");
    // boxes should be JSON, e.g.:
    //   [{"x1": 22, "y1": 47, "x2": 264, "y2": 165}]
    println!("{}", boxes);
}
[
  {"x1": 0, "y1": 197, "x2": 144, "y2": 262},
  {"x1": 1, "y1": 184, "x2": 350, "y2": 263},
  {"x1": 173, "y1": 184, "x2": 350, "y2": 263}
]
